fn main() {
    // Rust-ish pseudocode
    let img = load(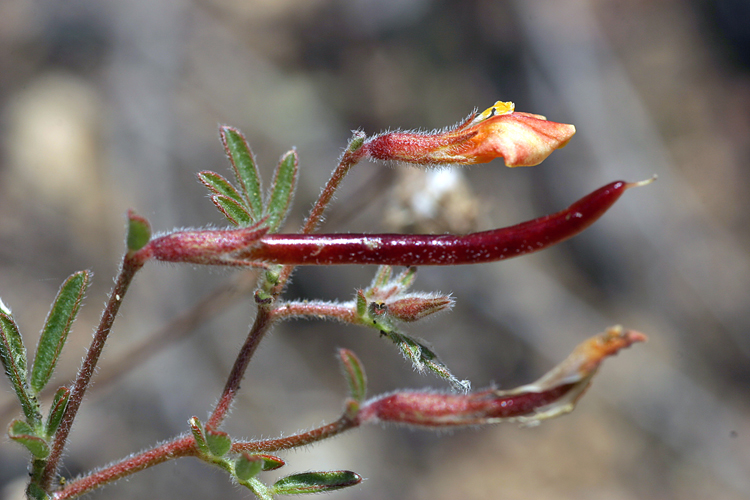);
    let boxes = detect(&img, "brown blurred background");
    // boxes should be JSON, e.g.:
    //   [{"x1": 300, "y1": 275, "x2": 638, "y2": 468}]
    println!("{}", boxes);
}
[{"x1": 2, "y1": 0, "x2": 750, "y2": 499}]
